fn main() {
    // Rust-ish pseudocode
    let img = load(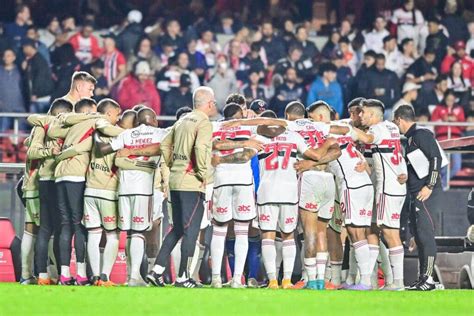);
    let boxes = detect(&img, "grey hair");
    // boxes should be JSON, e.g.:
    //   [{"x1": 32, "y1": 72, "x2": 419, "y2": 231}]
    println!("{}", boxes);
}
[{"x1": 192, "y1": 86, "x2": 214, "y2": 108}]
